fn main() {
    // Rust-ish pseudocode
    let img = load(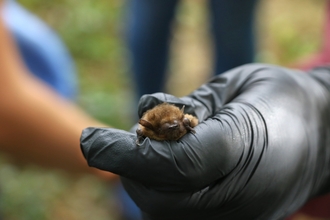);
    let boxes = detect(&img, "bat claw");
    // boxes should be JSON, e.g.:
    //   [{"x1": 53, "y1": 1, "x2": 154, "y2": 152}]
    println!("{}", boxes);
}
[
  {"x1": 136, "y1": 128, "x2": 145, "y2": 145},
  {"x1": 136, "y1": 136, "x2": 145, "y2": 145},
  {"x1": 186, "y1": 126, "x2": 196, "y2": 134}
]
